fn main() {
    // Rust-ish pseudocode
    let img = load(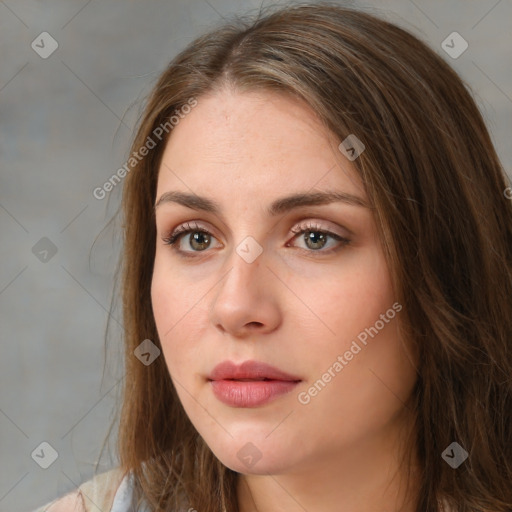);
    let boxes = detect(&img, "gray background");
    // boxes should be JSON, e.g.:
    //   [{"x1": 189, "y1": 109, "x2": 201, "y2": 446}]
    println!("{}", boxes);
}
[{"x1": 1, "y1": 1, "x2": 510, "y2": 510}]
